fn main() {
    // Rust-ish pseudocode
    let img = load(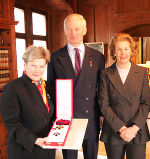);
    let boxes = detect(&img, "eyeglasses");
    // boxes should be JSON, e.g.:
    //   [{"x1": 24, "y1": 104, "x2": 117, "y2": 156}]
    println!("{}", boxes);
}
[{"x1": 28, "y1": 64, "x2": 46, "y2": 71}]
